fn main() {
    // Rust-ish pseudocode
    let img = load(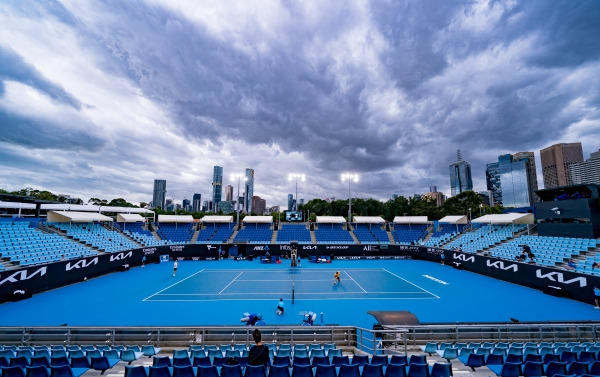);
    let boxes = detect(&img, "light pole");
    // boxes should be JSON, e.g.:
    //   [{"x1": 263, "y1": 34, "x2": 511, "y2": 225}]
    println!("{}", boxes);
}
[
  {"x1": 231, "y1": 174, "x2": 247, "y2": 229},
  {"x1": 341, "y1": 173, "x2": 359, "y2": 223},
  {"x1": 288, "y1": 174, "x2": 305, "y2": 211}
]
